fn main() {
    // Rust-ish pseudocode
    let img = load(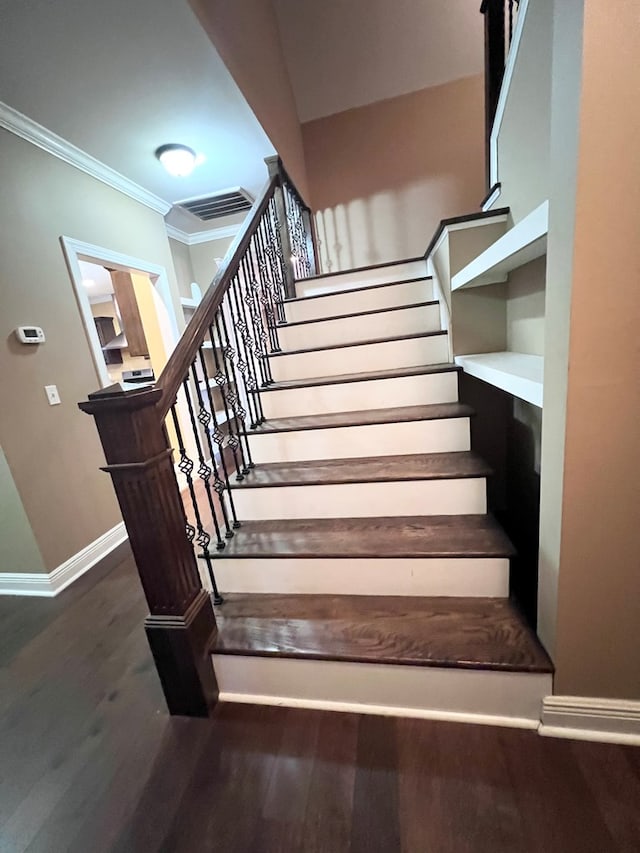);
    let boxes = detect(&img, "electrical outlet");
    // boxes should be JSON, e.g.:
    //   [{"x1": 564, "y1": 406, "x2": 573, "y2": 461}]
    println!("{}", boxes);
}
[{"x1": 44, "y1": 385, "x2": 61, "y2": 406}]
